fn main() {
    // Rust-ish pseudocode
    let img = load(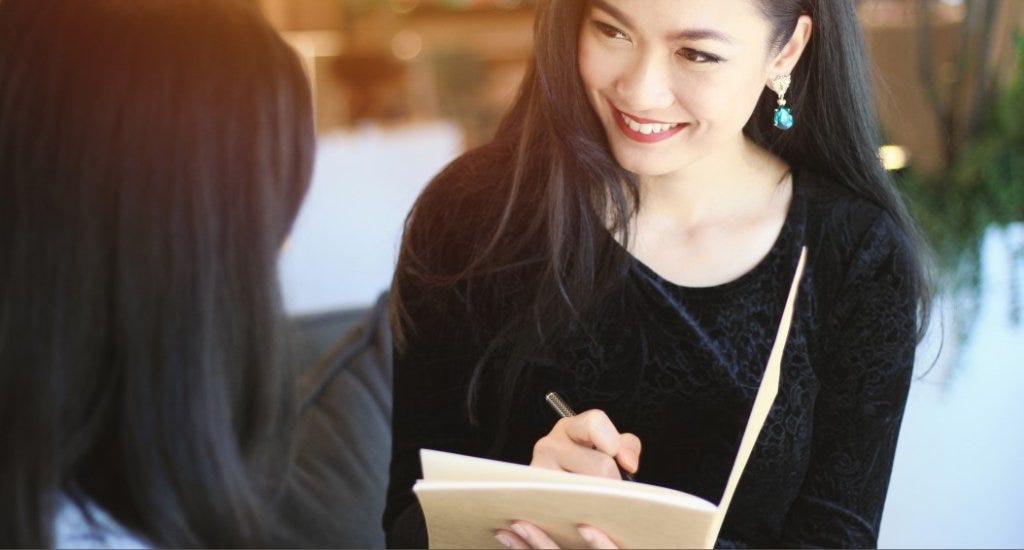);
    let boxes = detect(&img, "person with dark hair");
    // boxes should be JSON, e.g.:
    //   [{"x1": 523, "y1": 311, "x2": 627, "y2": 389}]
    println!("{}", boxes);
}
[
  {"x1": 386, "y1": 0, "x2": 934, "y2": 548},
  {"x1": 0, "y1": 0, "x2": 315, "y2": 547}
]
